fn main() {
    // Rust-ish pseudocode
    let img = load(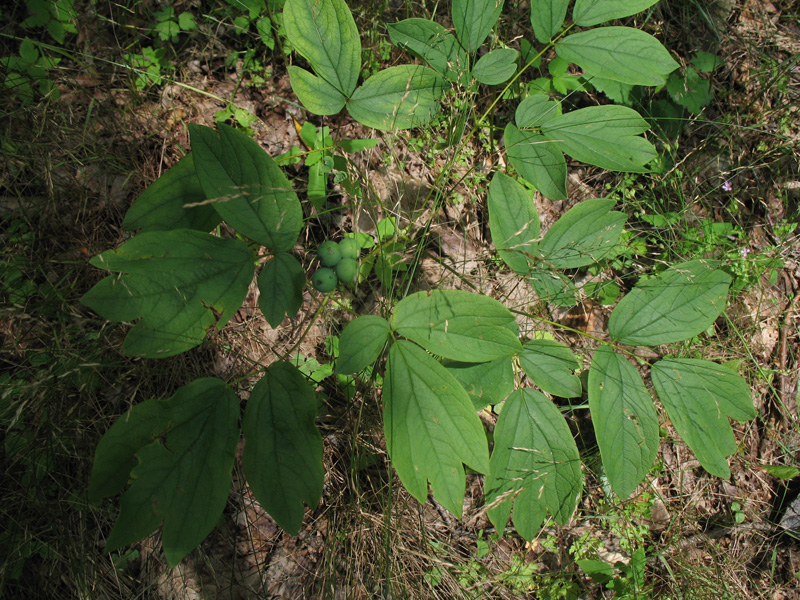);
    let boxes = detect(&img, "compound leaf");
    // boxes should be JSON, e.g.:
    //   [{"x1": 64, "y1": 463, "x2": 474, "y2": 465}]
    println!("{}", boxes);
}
[
  {"x1": 384, "y1": 340, "x2": 490, "y2": 516},
  {"x1": 190, "y1": 123, "x2": 303, "y2": 252},
  {"x1": 391, "y1": 289, "x2": 522, "y2": 362},
  {"x1": 488, "y1": 172, "x2": 540, "y2": 275},
  {"x1": 515, "y1": 94, "x2": 561, "y2": 128},
  {"x1": 609, "y1": 260, "x2": 731, "y2": 346},
  {"x1": 472, "y1": 48, "x2": 518, "y2": 85},
  {"x1": 347, "y1": 65, "x2": 446, "y2": 130},
  {"x1": 520, "y1": 339, "x2": 582, "y2": 398},
  {"x1": 243, "y1": 362, "x2": 324, "y2": 534},
  {"x1": 588, "y1": 346, "x2": 658, "y2": 498},
  {"x1": 652, "y1": 359, "x2": 756, "y2": 478},
  {"x1": 485, "y1": 389, "x2": 582, "y2": 540},
  {"x1": 81, "y1": 230, "x2": 254, "y2": 358},
  {"x1": 287, "y1": 66, "x2": 347, "y2": 115},
  {"x1": 283, "y1": 0, "x2": 360, "y2": 97},
  {"x1": 337, "y1": 315, "x2": 391, "y2": 374},
  {"x1": 573, "y1": 0, "x2": 661, "y2": 27},
  {"x1": 539, "y1": 197, "x2": 626, "y2": 268},
  {"x1": 444, "y1": 356, "x2": 515, "y2": 410},
  {"x1": 556, "y1": 27, "x2": 679, "y2": 86},
  {"x1": 388, "y1": 18, "x2": 468, "y2": 83},
  {"x1": 258, "y1": 252, "x2": 306, "y2": 328},
  {"x1": 530, "y1": 0, "x2": 570, "y2": 43},
  {"x1": 103, "y1": 378, "x2": 240, "y2": 567},
  {"x1": 505, "y1": 123, "x2": 567, "y2": 201},
  {"x1": 452, "y1": 0, "x2": 505, "y2": 53},
  {"x1": 123, "y1": 153, "x2": 221, "y2": 233},
  {"x1": 542, "y1": 105, "x2": 657, "y2": 172}
]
